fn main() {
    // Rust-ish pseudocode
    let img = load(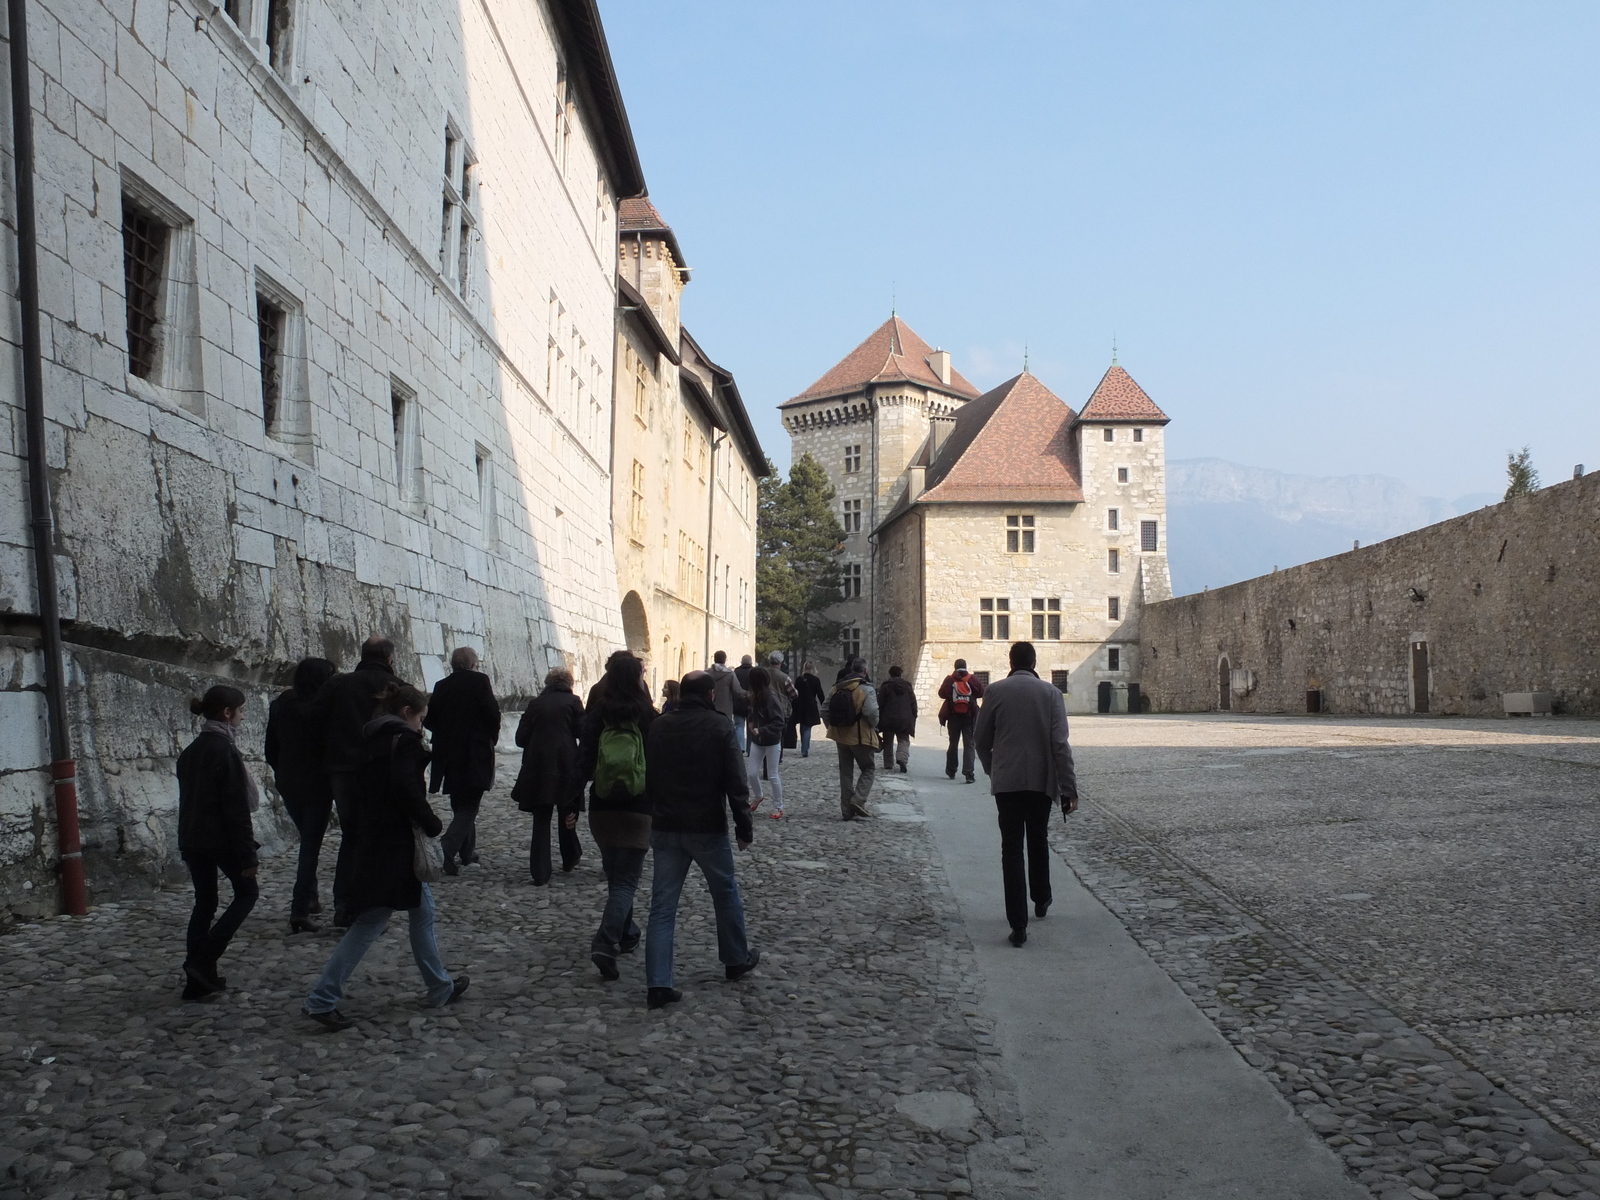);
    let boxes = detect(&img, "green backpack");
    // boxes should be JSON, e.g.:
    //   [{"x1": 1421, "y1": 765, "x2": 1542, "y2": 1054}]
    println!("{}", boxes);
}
[{"x1": 594, "y1": 721, "x2": 646, "y2": 799}]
